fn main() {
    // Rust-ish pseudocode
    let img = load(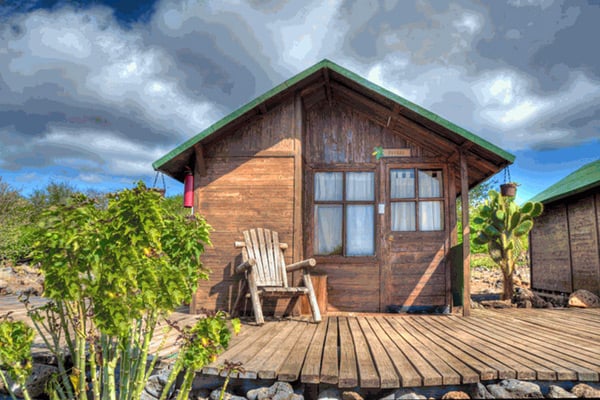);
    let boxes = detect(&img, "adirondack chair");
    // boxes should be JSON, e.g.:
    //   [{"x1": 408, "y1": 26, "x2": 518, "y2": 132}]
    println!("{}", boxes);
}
[{"x1": 232, "y1": 228, "x2": 322, "y2": 325}]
